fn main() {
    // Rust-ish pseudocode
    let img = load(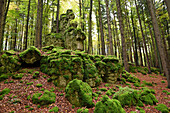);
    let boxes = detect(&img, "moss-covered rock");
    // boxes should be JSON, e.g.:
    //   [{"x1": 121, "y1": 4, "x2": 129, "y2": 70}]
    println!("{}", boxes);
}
[
  {"x1": 113, "y1": 87, "x2": 143, "y2": 107},
  {"x1": 94, "y1": 95, "x2": 125, "y2": 113},
  {"x1": 0, "y1": 53, "x2": 21, "y2": 73},
  {"x1": 154, "y1": 104, "x2": 169, "y2": 113},
  {"x1": 0, "y1": 73, "x2": 10, "y2": 81},
  {"x1": 12, "y1": 73, "x2": 24, "y2": 79},
  {"x1": 32, "y1": 90, "x2": 56, "y2": 105},
  {"x1": 19, "y1": 46, "x2": 41, "y2": 64},
  {"x1": 49, "y1": 106, "x2": 59, "y2": 112},
  {"x1": 65, "y1": 79, "x2": 94, "y2": 108}
]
